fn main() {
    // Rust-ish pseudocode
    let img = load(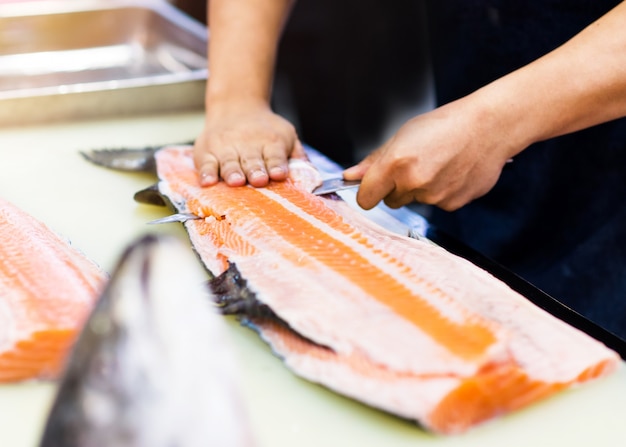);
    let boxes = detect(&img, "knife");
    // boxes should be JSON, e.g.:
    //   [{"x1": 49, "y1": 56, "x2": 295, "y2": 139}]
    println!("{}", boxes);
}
[
  {"x1": 312, "y1": 177, "x2": 361, "y2": 195},
  {"x1": 147, "y1": 213, "x2": 201, "y2": 225}
]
